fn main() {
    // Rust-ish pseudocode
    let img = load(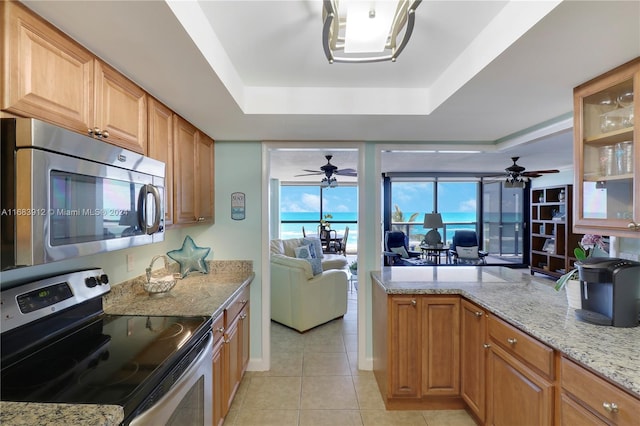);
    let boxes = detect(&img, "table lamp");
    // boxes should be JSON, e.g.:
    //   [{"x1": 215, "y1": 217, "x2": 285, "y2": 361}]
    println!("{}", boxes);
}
[{"x1": 423, "y1": 213, "x2": 444, "y2": 247}]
